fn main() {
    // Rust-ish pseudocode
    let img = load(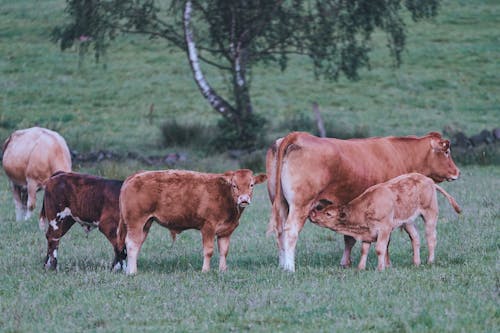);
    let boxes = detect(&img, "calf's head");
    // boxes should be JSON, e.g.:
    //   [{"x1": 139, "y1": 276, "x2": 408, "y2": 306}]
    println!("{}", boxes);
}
[
  {"x1": 425, "y1": 133, "x2": 460, "y2": 182},
  {"x1": 309, "y1": 199, "x2": 346, "y2": 229},
  {"x1": 223, "y1": 169, "x2": 267, "y2": 207}
]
